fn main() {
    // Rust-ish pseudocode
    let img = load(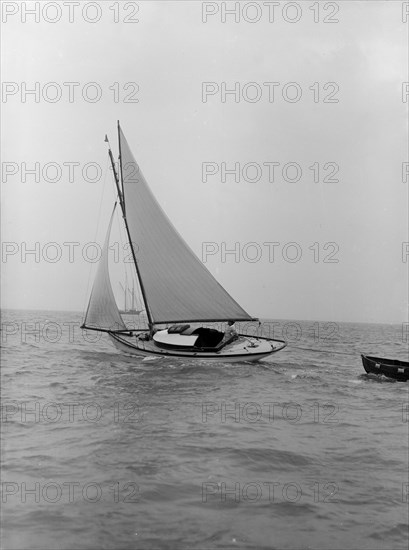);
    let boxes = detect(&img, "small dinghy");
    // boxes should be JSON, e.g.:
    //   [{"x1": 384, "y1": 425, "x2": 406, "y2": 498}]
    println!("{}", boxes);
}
[{"x1": 361, "y1": 354, "x2": 409, "y2": 381}]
